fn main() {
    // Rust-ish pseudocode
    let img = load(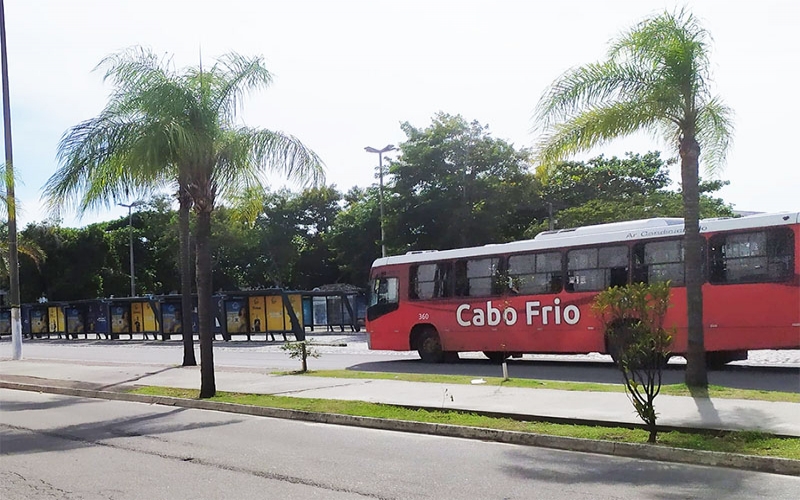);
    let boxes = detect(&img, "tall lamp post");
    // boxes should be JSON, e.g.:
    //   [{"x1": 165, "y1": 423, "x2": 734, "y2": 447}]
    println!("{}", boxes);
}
[
  {"x1": 1, "y1": 0, "x2": 22, "y2": 360},
  {"x1": 118, "y1": 201, "x2": 143, "y2": 297},
  {"x1": 364, "y1": 144, "x2": 396, "y2": 258}
]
